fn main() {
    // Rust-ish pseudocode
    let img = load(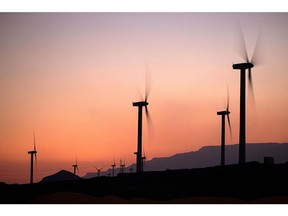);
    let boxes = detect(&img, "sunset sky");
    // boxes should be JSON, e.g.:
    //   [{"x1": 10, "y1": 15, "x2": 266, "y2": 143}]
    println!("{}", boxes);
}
[{"x1": 0, "y1": 13, "x2": 288, "y2": 184}]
